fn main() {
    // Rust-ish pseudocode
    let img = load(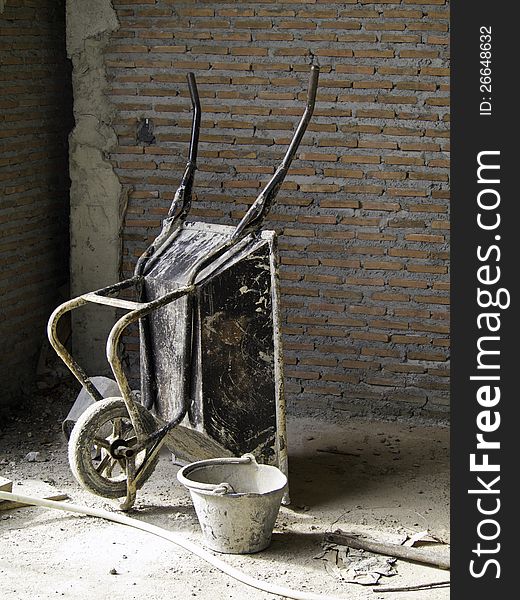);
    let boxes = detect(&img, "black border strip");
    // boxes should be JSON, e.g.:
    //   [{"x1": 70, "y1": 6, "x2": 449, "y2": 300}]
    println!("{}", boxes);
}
[{"x1": 452, "y1": 1, "x2": 515, "y2": 596}]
